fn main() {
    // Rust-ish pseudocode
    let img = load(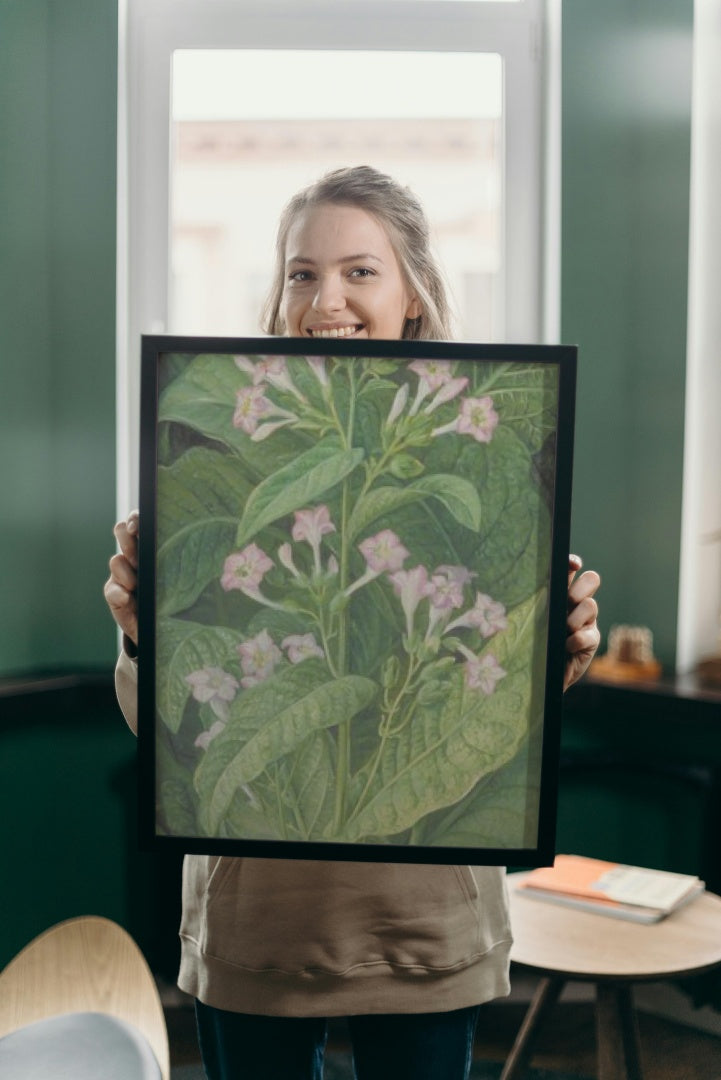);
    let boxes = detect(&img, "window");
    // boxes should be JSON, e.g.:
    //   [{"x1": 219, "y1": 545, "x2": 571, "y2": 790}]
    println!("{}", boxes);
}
[
  {"x1": 117, "y1": 0, "x2": 557, "y2": 510},
  {"x1": 169, "y1": 49, "x2": 503, "y2": 340}
]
